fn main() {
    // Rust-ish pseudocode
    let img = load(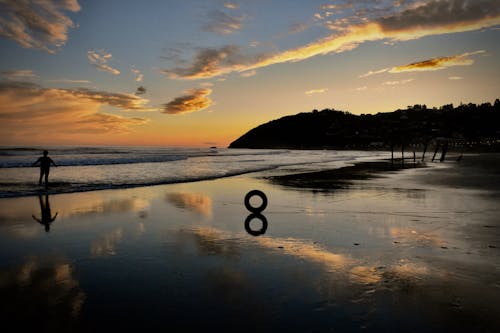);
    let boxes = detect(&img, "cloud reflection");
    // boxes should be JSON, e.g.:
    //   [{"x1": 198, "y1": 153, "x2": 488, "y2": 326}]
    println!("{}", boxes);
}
[
  {"x1": 66, "y1": 197, "x2": 150, "y2": 217},
  {"x1": 0, "y1": 256, "x2": 86, "y2": 327},
  {"x1": 184, "y1": 226, "x2": 435, "y2": 291},
  {"x1": 177, "y1": 227, "x2": 241, "y2": 259},
  {"x1": 90, "y1": 228, "x2": 124, "y2": 257},
  {"x1": 166, "y1": 192, "x2": 213, "y2": 217}
]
